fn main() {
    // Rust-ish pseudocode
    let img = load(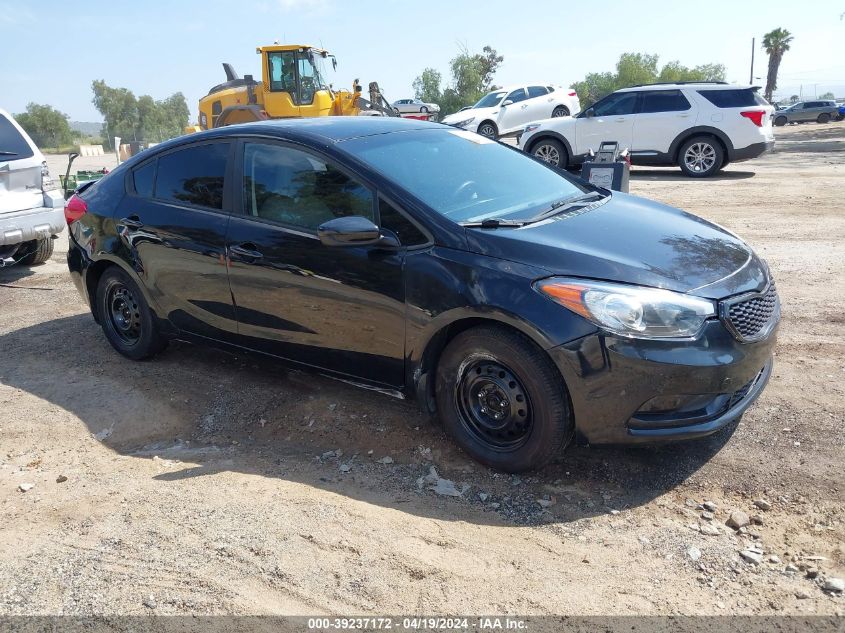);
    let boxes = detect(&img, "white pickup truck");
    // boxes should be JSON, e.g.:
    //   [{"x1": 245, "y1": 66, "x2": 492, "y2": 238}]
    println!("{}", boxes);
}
[{"x1": 0, "y1": 108, "x2": 66, "y2": 266}]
